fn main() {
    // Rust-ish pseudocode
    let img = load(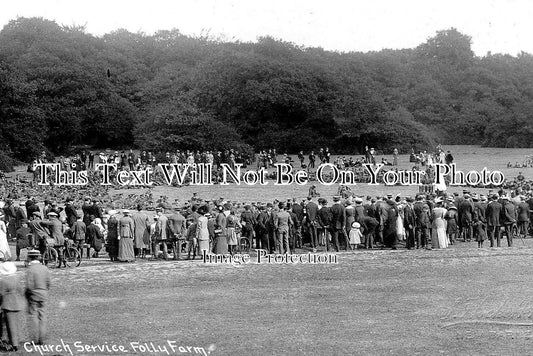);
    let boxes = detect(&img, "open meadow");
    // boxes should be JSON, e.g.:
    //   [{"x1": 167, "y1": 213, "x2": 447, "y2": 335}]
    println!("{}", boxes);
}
[{"x1": 9, "y1": 239, "x2": 533, "y2": 356}]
